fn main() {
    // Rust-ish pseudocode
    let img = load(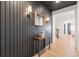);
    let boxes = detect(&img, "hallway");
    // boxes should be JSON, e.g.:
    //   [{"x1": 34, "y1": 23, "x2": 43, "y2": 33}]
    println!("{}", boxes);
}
[
  {"x1": 0, "y1": 1, "x2": 78, "y2": 57},
  {"x1": 41, "y1": 35, "x2": 76, "y2": 57}
]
